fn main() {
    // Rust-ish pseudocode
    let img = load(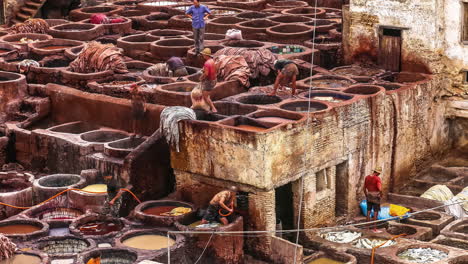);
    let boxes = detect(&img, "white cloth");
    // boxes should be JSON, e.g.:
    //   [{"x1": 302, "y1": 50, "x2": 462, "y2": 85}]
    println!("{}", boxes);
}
[
  {"x1": 226, "y1": 29, "x2": 242, "y2": 40},
  {"x1": 159, "y1": 106, "x2": 196, "y2": 152}
]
